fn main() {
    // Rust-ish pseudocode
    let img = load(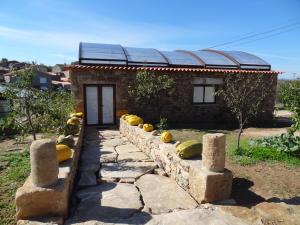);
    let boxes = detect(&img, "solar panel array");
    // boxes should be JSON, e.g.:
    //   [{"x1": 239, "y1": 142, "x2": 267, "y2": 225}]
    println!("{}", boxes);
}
[{"x1": 79, "y1": 42, "x2": 271, "y2": 70}]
